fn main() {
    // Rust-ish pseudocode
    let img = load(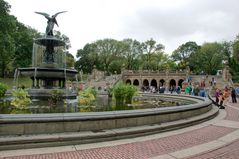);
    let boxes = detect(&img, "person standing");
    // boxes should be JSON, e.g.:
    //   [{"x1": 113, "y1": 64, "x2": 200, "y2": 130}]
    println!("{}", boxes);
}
[
  {"x1": 219, "y1": 92, "x2": 225, "y2": 109},
  {"x1": 231, "y1": 88, "x2": 237, "y2": 103},
  {"x1": 214, "y1": 88, "x2": 220, "y2": 105}
]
